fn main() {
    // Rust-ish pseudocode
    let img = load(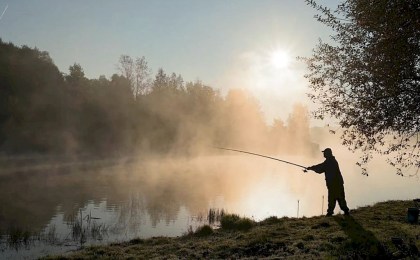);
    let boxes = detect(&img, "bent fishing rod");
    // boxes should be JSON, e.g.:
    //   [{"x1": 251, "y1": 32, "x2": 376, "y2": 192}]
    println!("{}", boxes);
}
[{"x1": 215, "y1": 147, "x2": 308, "y2": 172}]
